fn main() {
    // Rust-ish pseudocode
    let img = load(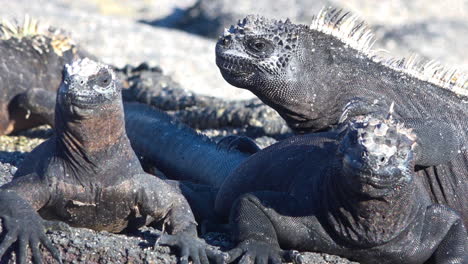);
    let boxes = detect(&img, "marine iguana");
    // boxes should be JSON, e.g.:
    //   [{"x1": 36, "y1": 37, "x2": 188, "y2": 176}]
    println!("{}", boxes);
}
[
  {"x1": 124, "y1": 105, "x2": 468, "y2": 263},
  {"x1": 215, "y1": 8, "x2": 468, "y2": 225},
  {"x1": 0, "y1": 16, "x2": 83, "y2": 135},
  {"x1": 0, "y1": 58, "x2": 223, "y2": 264},
  {"x1": 220, "y1": 115, "x2": 467, "y2": 264}
]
